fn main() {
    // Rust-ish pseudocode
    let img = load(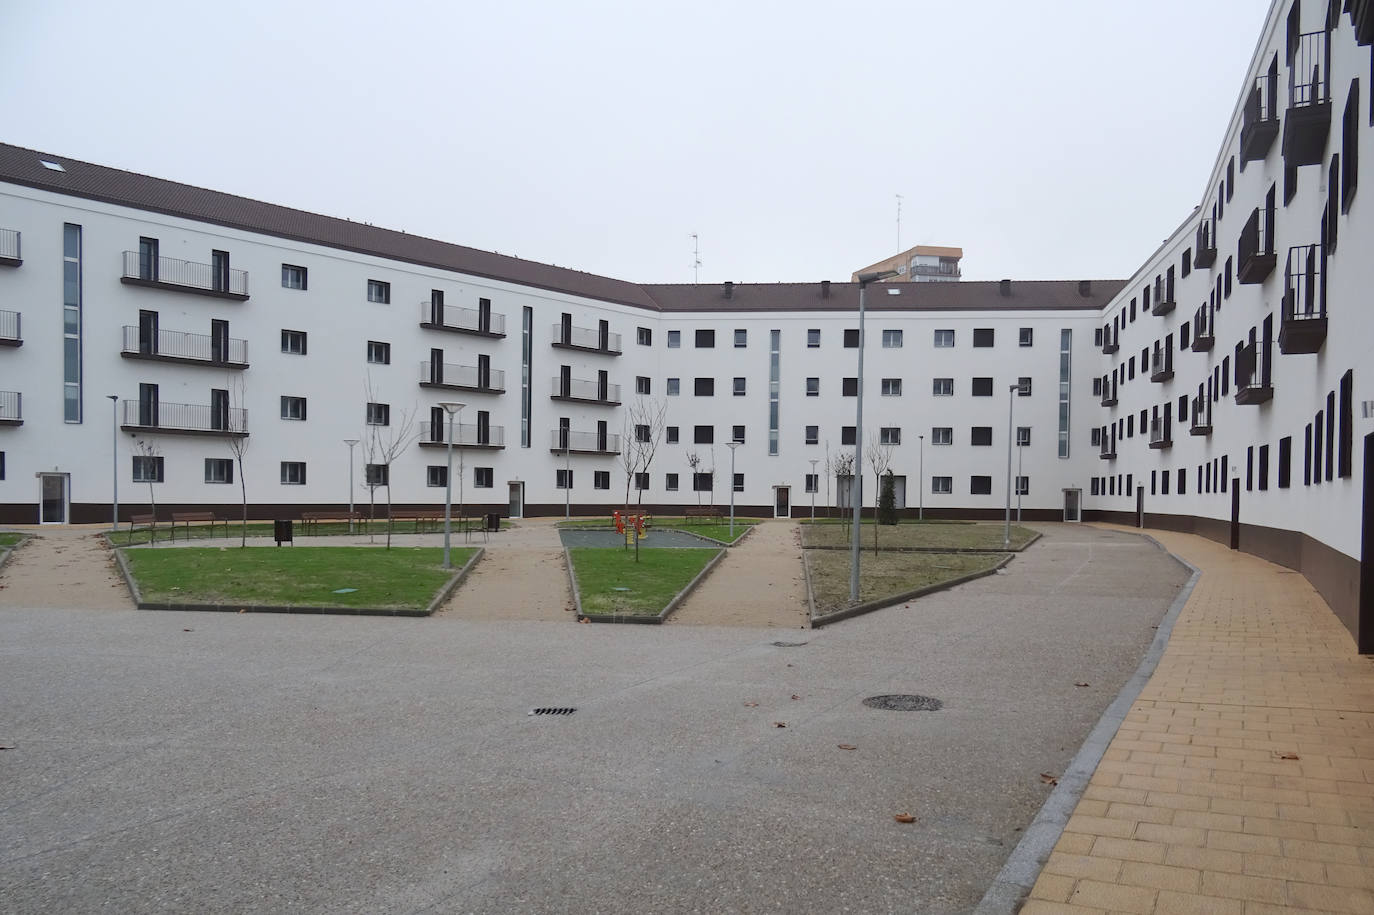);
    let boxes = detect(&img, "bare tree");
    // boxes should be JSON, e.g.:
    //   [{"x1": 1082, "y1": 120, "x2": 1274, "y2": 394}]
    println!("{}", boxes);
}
[
  {"x1": 134, "y1": 438, "x2": 160, "y2": 545},
  {"x1": 686, "y1": 451, "x2": 704, "y2": 506},
  {"x1": 361, "y1": 375, "x2": 418, "y2": 549},
  {"x1": 224, "y1": 375, "x2": 250, "y2": 547},
  {"x1": 631, "y1": 397, "x2": 667, "y2": 511},
  {"x1": 866, "y1": 431, "x2": 896, "y2": 555},
  {"x1": 830, "y1": 450, "x2": 855, "y2": 536}
]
